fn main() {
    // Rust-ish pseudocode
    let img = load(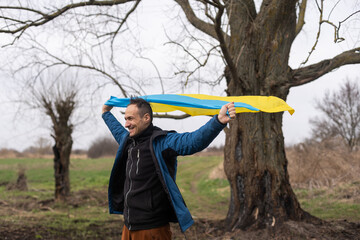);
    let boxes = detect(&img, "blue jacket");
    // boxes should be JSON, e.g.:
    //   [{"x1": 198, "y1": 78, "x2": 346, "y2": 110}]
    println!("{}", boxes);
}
[{"x1": 102, "y1": 112, "x2": 226, "y2": 232}]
